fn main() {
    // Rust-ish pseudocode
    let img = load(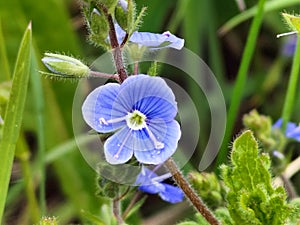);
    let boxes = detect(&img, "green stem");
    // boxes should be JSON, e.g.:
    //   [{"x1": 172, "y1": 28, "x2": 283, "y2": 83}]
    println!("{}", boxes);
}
[
  {"x1": 281, "y1": 36, "x2": 300, "y2": 131},
  {"x1": 165, "y1": 158, "x2": 220, "y2": 225},
  {"x1": 215, "y1": 0, "x2": 266, "y2": 169}
]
